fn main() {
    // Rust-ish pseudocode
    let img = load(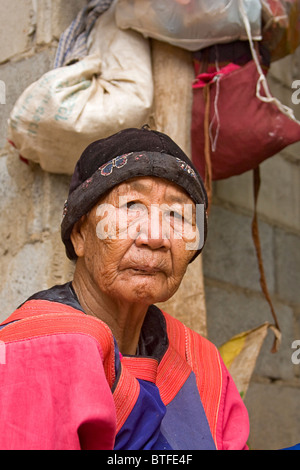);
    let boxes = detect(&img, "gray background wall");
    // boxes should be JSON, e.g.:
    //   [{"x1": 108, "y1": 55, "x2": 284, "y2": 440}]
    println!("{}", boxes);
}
[{"x1": 0, "y1": 0, "x2": 299, "y2": 450}]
